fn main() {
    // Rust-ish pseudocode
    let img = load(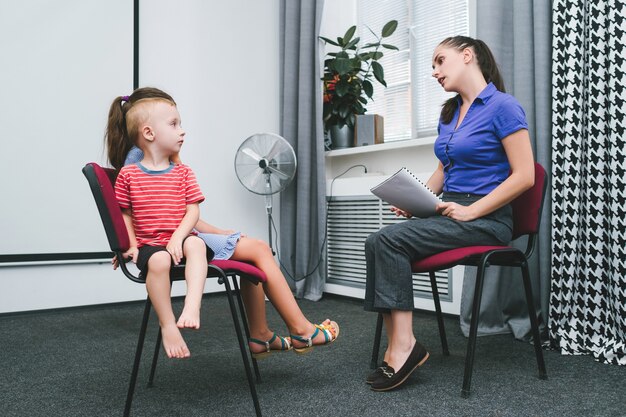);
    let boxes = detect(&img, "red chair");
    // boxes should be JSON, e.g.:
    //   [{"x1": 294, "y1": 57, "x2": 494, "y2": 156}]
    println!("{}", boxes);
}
[
  {"x1": 82, "y1": 162, "x2": 265, "y2": 417},
  {"x1": 370, "y1": 162, "x2": 548, "y2": 397}
]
